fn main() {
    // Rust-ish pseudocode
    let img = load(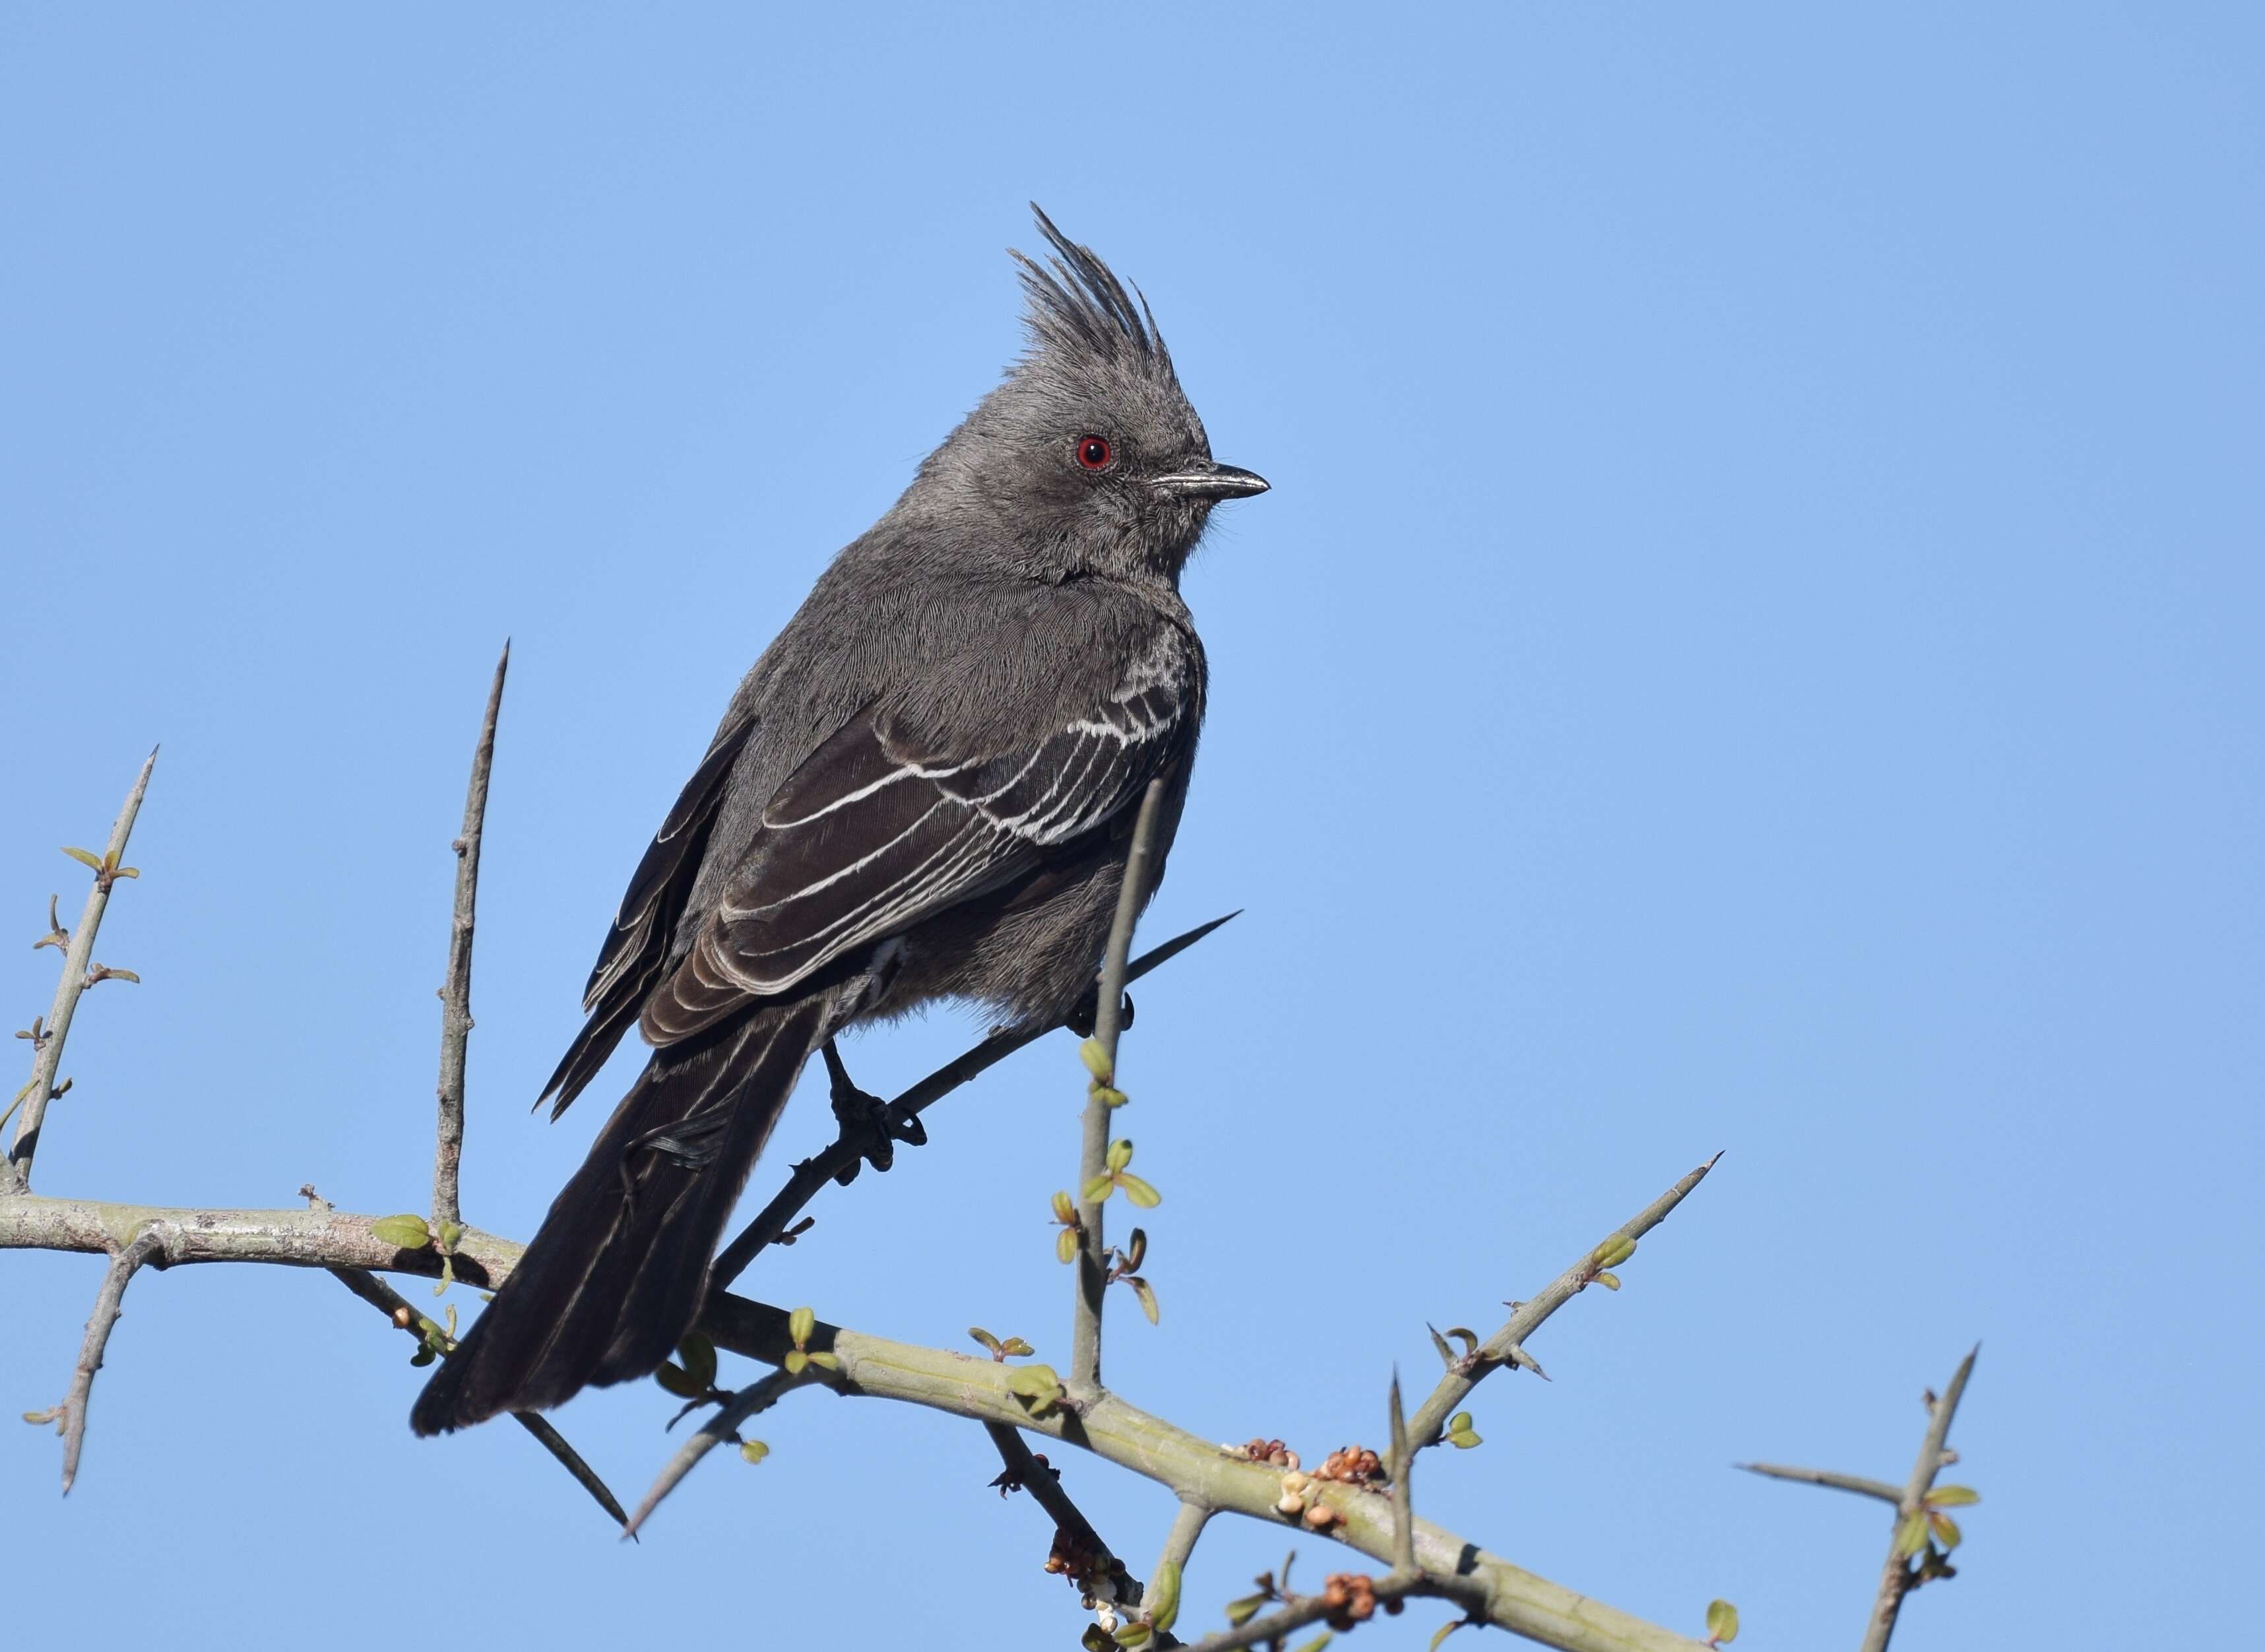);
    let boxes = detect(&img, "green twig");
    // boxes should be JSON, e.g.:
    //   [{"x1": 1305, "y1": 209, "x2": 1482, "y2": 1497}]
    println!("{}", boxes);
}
[
  {"x1": 1071, "y1": 776, "x2": 1168, "y2": 1398},
  {"x1": 7, "y1": 751, "x2": 158, "y2": 1192}
]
